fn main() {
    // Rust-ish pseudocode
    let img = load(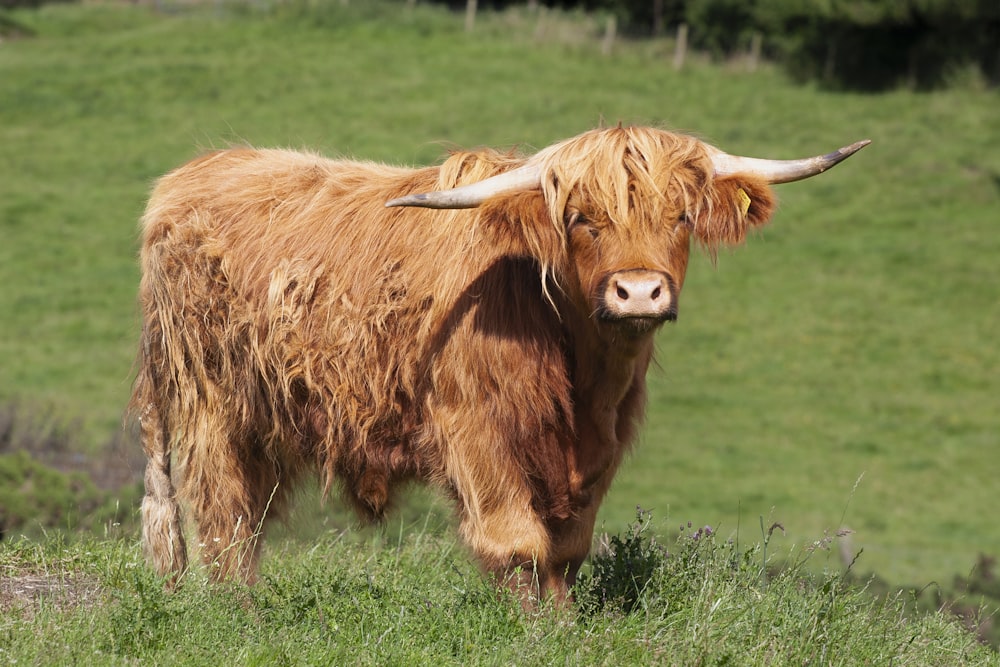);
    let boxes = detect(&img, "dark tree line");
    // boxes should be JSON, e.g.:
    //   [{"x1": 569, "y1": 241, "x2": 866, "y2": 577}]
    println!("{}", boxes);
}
[{"x1": 441, "y1": 0, "x2": 1000, "y2": 90}]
